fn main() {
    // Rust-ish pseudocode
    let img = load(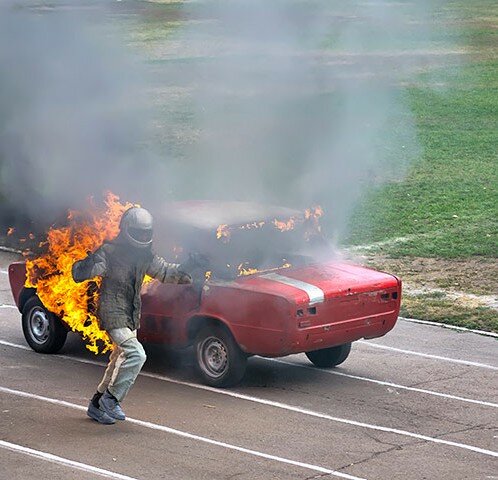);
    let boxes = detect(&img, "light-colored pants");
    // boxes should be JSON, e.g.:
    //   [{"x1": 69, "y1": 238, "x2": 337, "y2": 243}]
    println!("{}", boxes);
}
[{"x1": 97, "y1": 328, "x2": 146, "y2": 402}]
